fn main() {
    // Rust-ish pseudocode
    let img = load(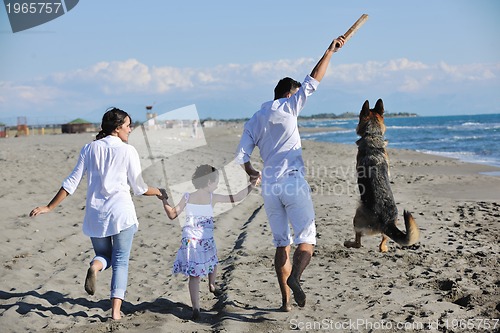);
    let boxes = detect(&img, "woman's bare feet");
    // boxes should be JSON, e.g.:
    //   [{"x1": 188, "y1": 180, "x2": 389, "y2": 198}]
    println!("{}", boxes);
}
[
  {"x1": 84, "y1": 266, "x2": 97, "y2": 295},
  {"x1": 111, "y1": 313, "x2": 122, "y2": 320},
  {"x1": 111, "y1": 298, "x2": 123, "y2": 320}
]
